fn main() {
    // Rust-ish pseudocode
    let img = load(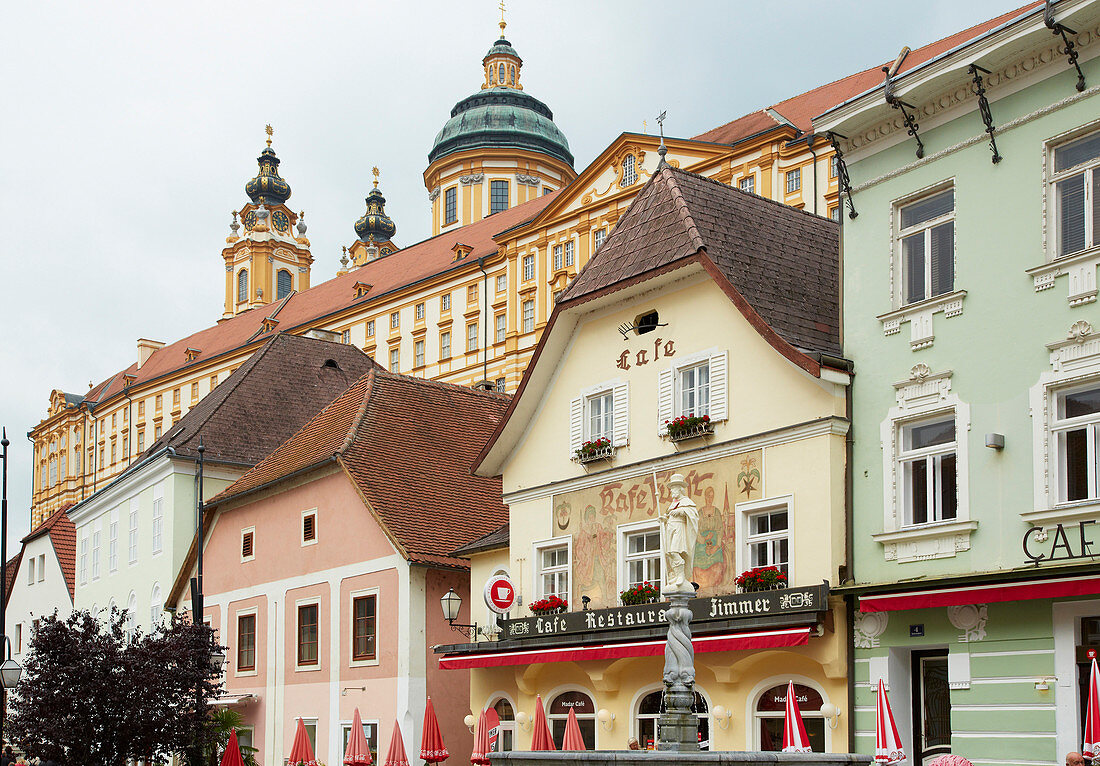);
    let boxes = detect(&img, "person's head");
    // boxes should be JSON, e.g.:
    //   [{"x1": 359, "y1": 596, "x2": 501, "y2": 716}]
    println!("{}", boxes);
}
[
  {"x1": 669, "y1": 474, "x2": 688, "y2": 499},
  {"x1": 1067, "y1": 752, "x2": 1085, "y2": 766},
  {"x1": 627, "y1": 737, "x2": 640, "y2": 750}
]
